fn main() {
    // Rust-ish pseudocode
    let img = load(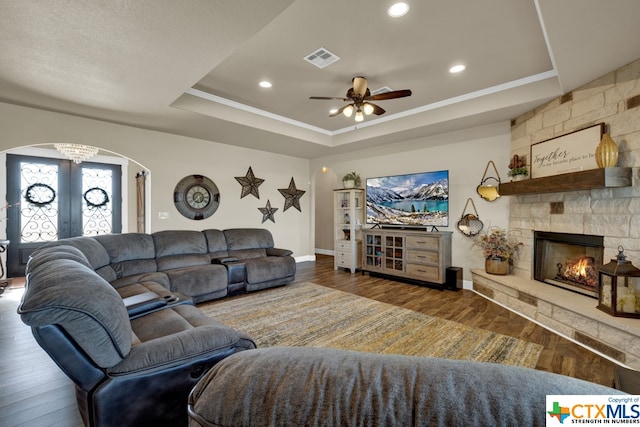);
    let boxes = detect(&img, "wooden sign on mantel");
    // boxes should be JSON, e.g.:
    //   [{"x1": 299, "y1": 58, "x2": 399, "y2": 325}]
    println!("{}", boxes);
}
[{"x1": 530, "y1": 123, "x2": 604, "y2": 179}]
